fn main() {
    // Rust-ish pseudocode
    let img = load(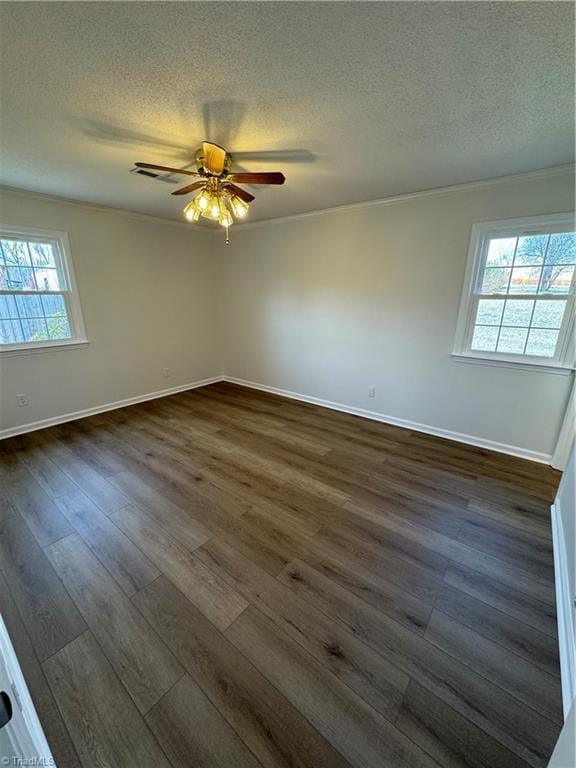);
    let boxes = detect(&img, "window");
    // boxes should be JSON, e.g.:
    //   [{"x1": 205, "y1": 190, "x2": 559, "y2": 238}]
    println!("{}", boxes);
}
[
  {"x1": 453, "y1": 213, "x2": 575, "y2": 371},
  {"x1": 0, "y1": 226, "x2": 87, "y2": 354}
]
